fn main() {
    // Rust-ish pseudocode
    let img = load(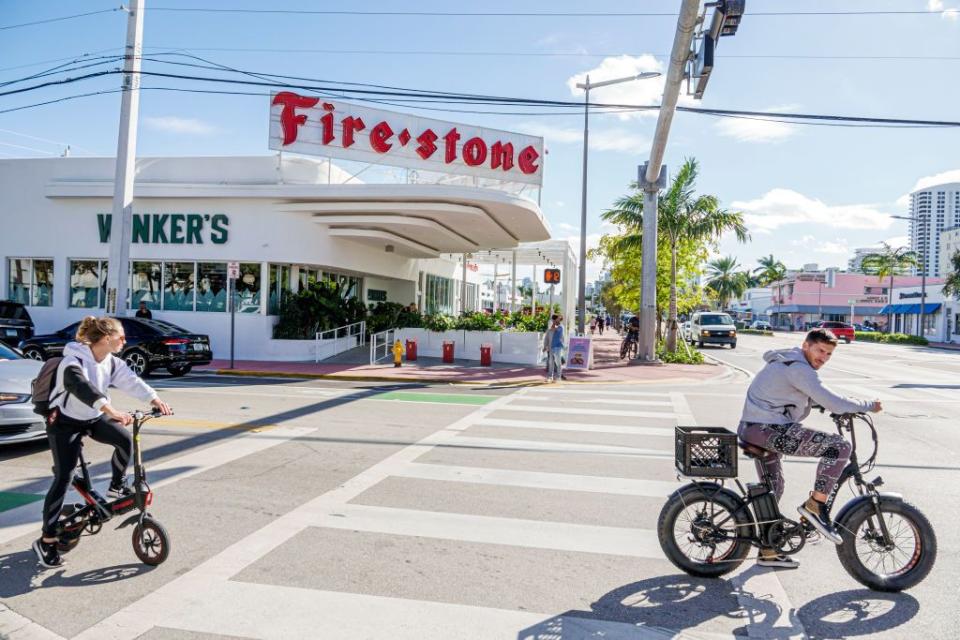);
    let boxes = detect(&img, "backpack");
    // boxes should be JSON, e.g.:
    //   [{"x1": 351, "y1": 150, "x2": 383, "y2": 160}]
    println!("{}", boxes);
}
[{"x1": 31, "y1": 356, "x2": 65, "y2": 417}]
